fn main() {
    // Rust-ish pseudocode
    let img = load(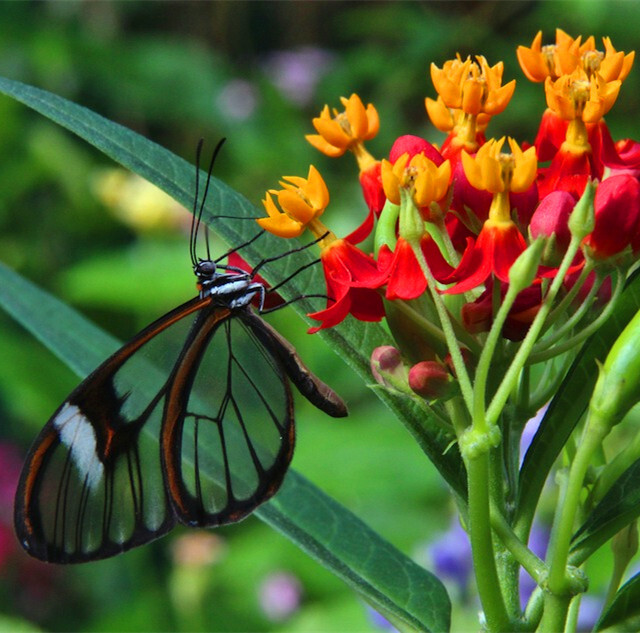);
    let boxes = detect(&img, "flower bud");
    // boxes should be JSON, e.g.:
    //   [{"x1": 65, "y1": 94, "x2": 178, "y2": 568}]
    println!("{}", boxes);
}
[
  {"x1": 529, "y1": 190, "x2": 575, "y2": 262},
  {"x1": 508, "y1": 237, "x2": 545, "y2": 294},
  {"x1": 567, "y1": 180, "x2": 596, "y2": 241},
  {"x1": 589, "y1": 309, "x2": 640, "y2": 428},
  {"x1": 370, "y1": 346, "x2": 406, "y2": 388},
  {"x1": 389, "y1": 135, "x2": 444, "y2": 165},
  {"x1": 584, "y1": 174, "x2": 640, "y2": 259},
  {"x1": 408, "y1": 361, "x2": 454, "y2": 400}
]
